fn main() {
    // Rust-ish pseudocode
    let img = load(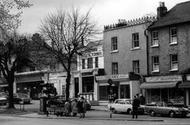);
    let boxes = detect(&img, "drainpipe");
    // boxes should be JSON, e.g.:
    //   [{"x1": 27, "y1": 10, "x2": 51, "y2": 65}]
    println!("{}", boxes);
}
[{"x1": 144, "y1": 29, "x2": 150, "y2": 76}]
